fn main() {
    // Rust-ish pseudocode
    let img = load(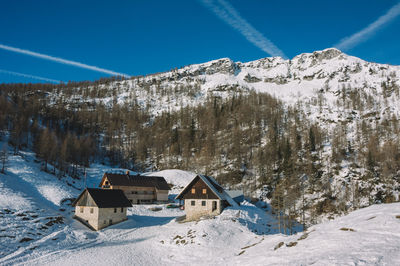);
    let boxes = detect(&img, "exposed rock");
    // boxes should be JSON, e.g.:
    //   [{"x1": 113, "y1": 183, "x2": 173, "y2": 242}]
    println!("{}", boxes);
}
[{"x1": 19, "y1": 237, "x2": 33, "y2": 243}]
